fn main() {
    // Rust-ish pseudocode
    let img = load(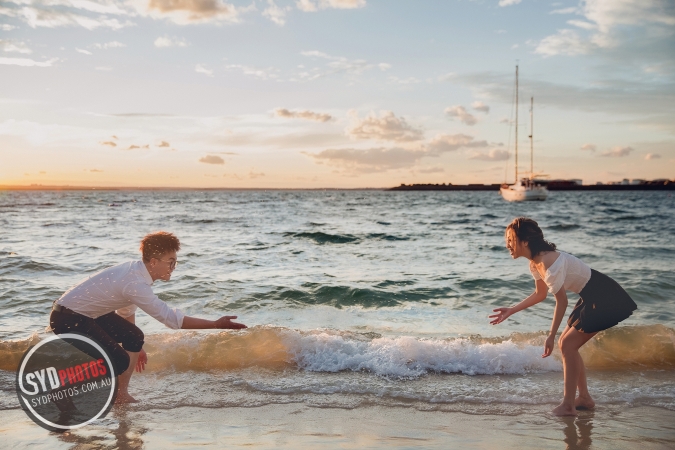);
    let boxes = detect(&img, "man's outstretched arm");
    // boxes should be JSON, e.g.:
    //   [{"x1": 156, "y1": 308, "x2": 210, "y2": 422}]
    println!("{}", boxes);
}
[{"x1": 181, "y1": 315, "x2": 247, "y2": 329}]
